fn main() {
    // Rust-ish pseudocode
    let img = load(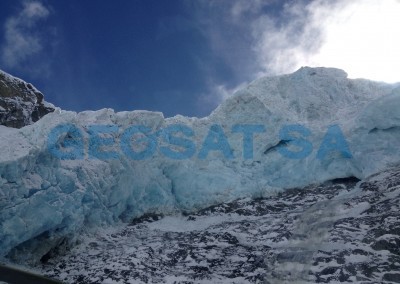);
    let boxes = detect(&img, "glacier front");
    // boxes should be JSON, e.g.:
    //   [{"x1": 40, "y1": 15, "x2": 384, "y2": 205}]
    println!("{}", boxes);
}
[{"x1": 1, "y1": 67, "x2": 400, "y2": 262}]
